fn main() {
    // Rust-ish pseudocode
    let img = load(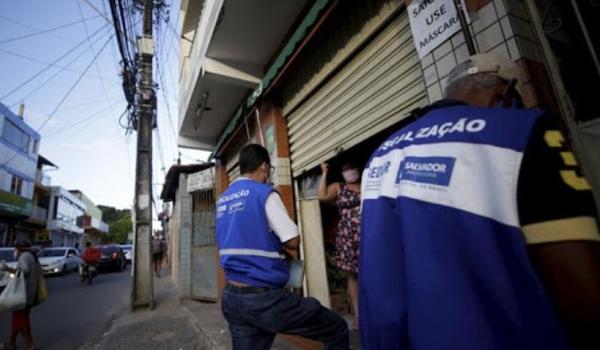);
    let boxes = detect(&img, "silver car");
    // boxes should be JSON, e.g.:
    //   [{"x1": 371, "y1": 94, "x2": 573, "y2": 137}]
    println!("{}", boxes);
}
[
  {"x1": 38, "y1": 247, "x2": 82, "y2": 275},
  {"x1": 0, "y1": 247, "x2": 18, "y2": 291}
]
